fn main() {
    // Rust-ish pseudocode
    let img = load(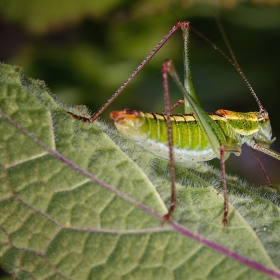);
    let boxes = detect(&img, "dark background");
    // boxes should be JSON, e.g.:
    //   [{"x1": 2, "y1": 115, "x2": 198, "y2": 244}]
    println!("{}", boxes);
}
[{"x1": 1, "y1": 1, "x2": 280, "y2": 277}]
